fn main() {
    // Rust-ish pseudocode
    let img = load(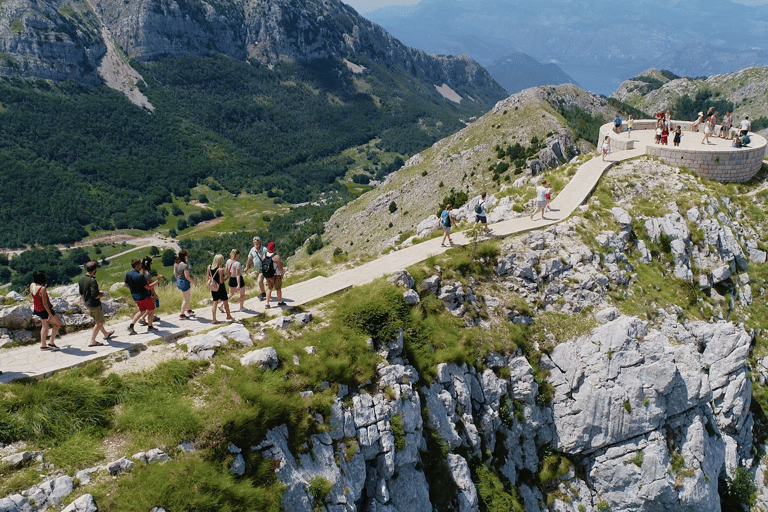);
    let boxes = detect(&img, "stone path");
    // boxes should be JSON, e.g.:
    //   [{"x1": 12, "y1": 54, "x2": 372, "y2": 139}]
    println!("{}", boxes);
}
[{"x1": 0, "y1": 134, "x2": 667, "y2": 384}]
